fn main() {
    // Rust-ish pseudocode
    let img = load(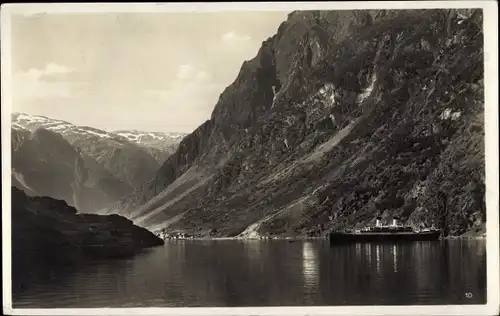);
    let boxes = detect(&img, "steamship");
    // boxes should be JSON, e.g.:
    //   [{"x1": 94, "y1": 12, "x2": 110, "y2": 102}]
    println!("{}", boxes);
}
[{"x1": 329, "y1": 217, "x2": 441, "y2": 244}]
